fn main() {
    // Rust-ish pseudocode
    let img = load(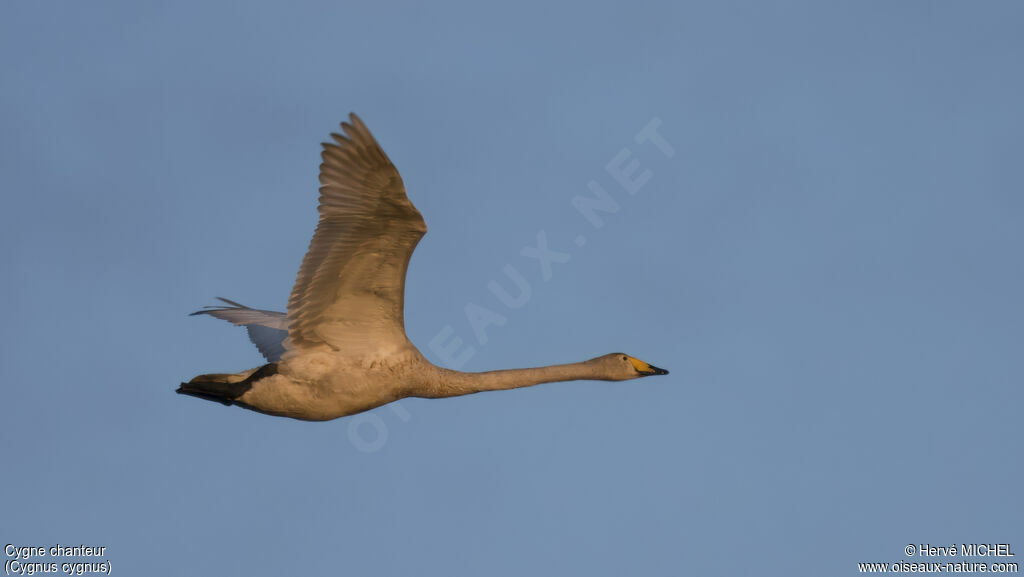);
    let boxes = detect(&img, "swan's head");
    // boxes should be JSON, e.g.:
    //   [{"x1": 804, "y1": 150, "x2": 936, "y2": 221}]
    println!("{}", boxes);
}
[{"x1": 594, "y1": 353, "x2": 669, "y2": 381}]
